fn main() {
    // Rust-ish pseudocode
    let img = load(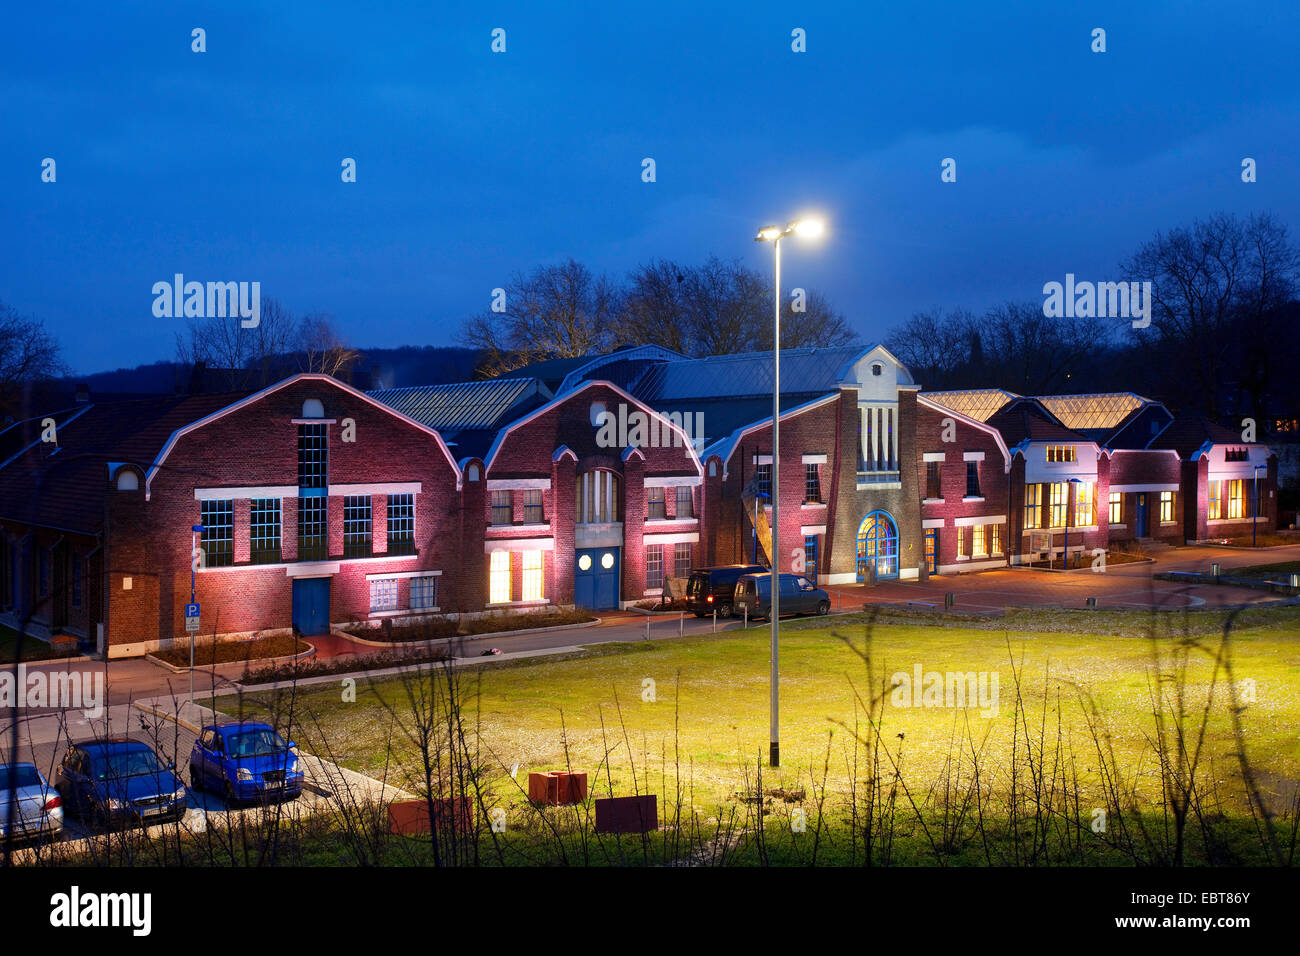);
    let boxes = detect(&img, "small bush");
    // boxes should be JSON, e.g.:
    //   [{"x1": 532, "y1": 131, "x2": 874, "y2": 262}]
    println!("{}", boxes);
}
[{"x1": 154, "y1": 633, "x2": 307, "y2": 667}]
